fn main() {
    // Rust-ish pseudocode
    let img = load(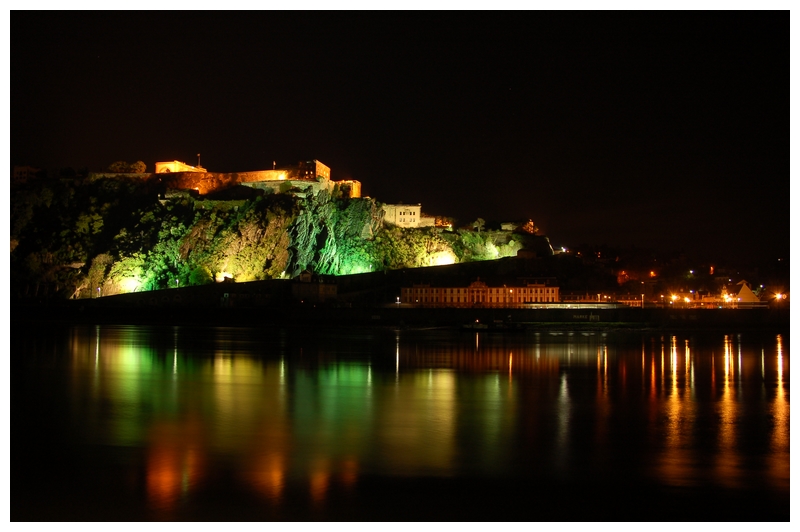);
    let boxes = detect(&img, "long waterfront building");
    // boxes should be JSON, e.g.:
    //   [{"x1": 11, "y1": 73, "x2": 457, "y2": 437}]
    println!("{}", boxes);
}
[{"x1": 401, "y1": 279, "x2": 560, "y2": 308}]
